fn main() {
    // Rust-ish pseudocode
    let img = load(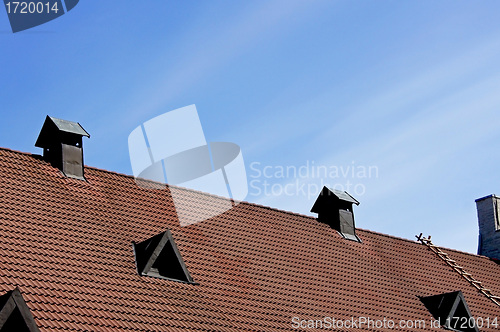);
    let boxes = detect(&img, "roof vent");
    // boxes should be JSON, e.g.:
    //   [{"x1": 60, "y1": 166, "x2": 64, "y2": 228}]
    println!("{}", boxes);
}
[
  {"x1": 35, "y1": 115, "x2": 90, "y2": 180},
  {"x1": 311, "y1": 186, "x2": 361, "y2": 242},
  {"x1": 419, "y1": 291, "x2": 478, "y2": 332},
  {"x1": 133, "y1": 229, "x2": 195, "y2": 284},
  {"x1": 0, "y1": 288, "x2": 40, "y2": 332}
]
